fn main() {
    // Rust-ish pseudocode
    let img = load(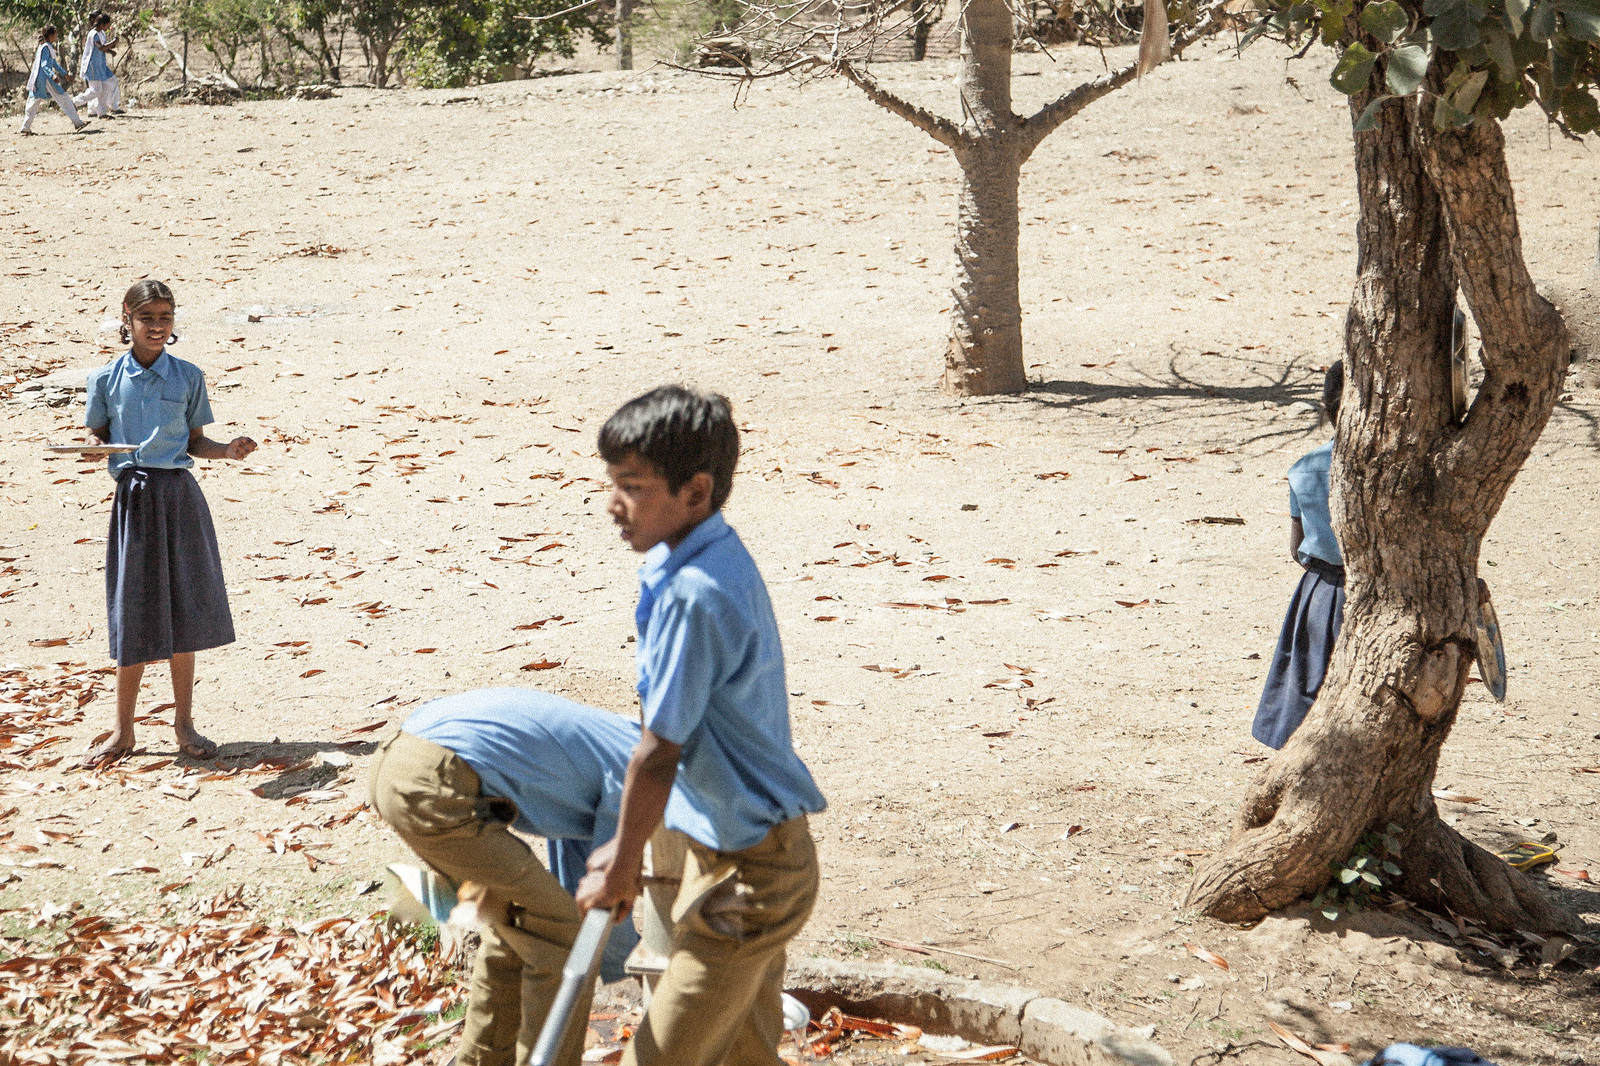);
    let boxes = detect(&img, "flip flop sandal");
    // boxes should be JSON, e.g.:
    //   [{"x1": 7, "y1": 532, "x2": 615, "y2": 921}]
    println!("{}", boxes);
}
[
  {"x1": 1496, "y1": 842, "x2": 1558, "y2": 870},
  {"x1": 80, "y1": 745, "x2": 132, "y2": 769}
]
